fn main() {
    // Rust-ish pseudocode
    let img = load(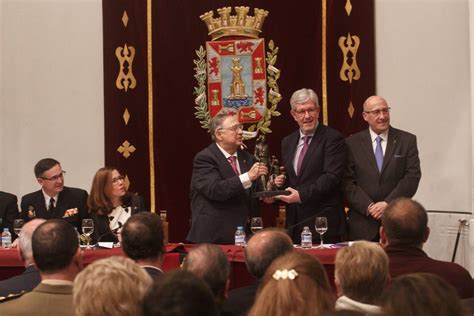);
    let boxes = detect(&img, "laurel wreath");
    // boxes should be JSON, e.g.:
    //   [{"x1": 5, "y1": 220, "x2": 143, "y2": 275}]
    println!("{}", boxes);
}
[{"x1": 193, "y1": 40, "x2": 282, "y2": 136}]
